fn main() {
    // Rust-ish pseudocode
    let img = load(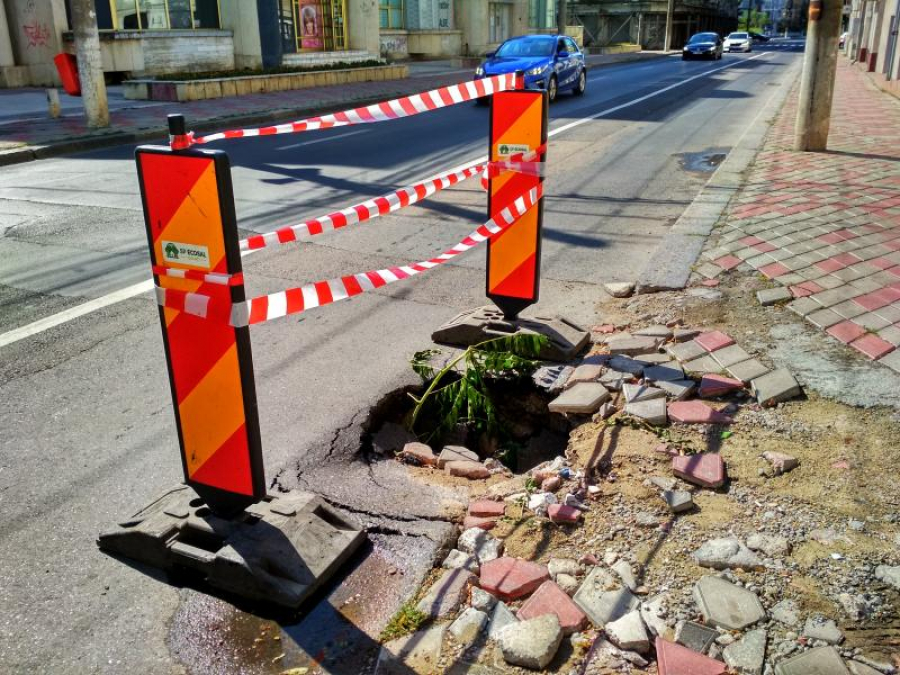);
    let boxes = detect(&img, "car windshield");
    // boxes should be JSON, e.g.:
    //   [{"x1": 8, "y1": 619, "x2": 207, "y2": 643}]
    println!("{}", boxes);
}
[
  {"x1": 688, "y1": 33, "x2": 718, "y2": 44},
  {"x1": 729, "y1": 33, "x2": 748, "y2": 39},
  {"x1": 495, "y1": 37, "x2": 555, "y2": 58}
]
